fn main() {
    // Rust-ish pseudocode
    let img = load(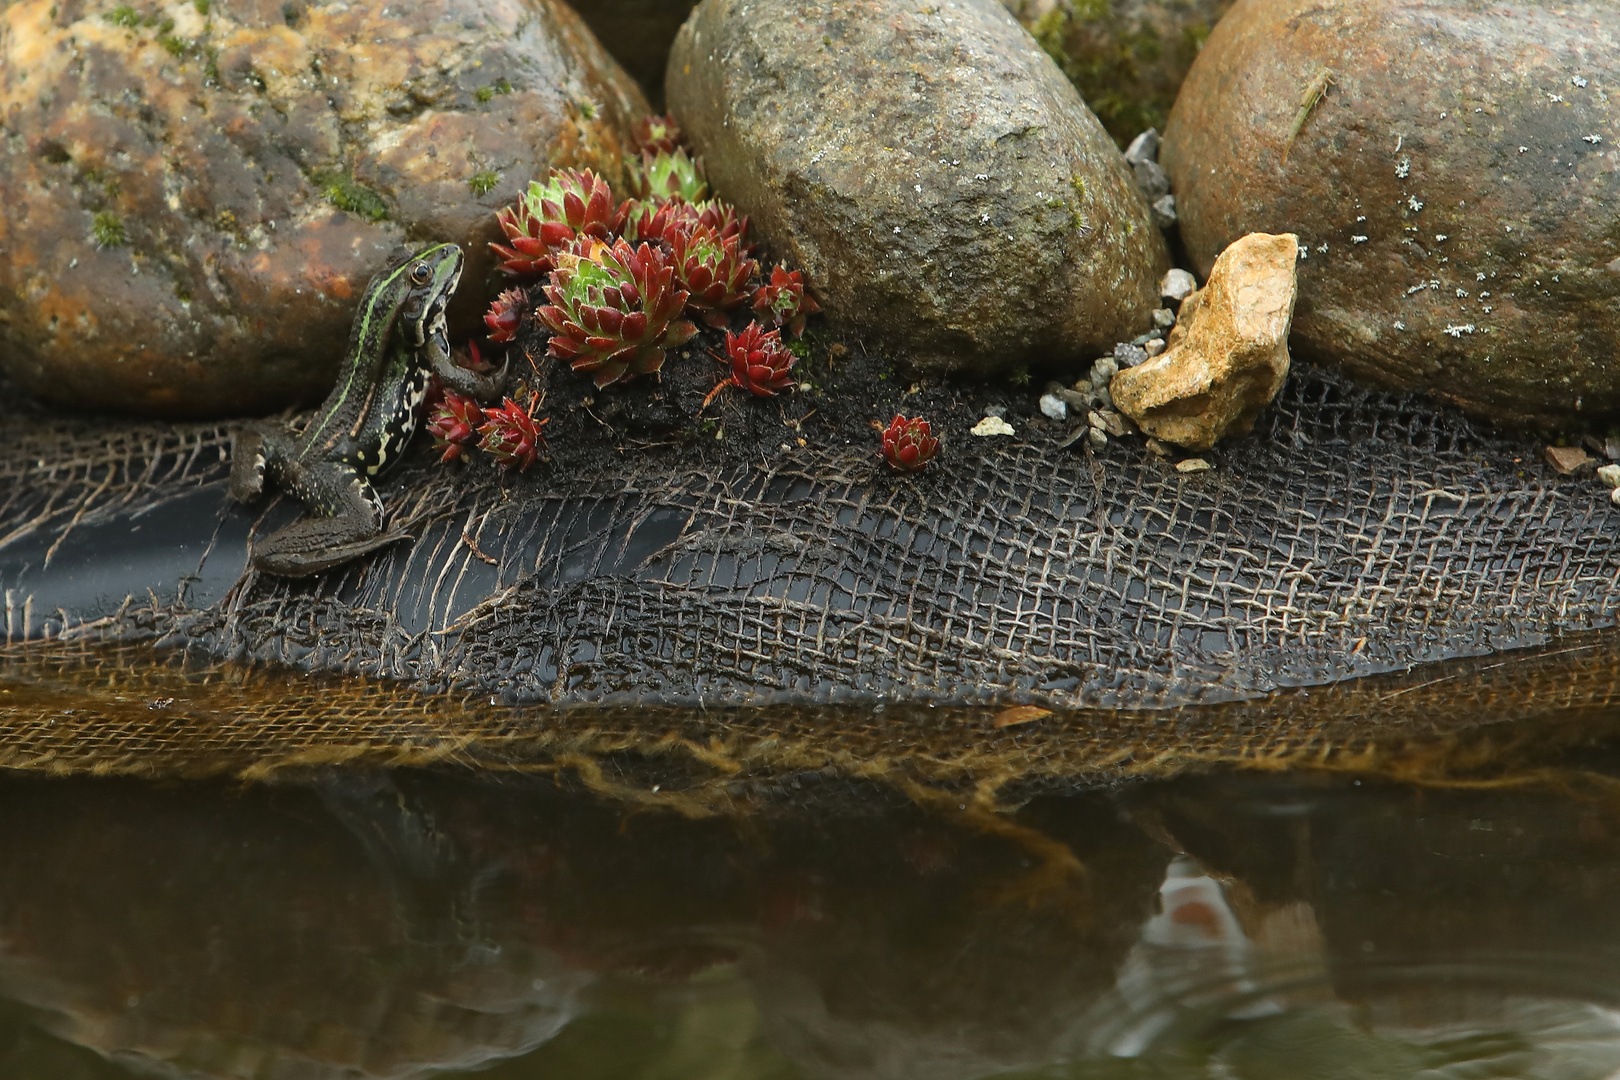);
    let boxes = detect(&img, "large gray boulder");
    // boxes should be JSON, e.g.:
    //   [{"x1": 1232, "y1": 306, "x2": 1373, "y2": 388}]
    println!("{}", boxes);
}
[
  {"x1": 666, "y1": 0, "x2": 1169, "y2": 379},
  {"x1": 0, "y1": 0, "x2": 647, "y2": 418},
  {"x1": 1164, "y1": 0, "x2": 1620, "y2": 431}
]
